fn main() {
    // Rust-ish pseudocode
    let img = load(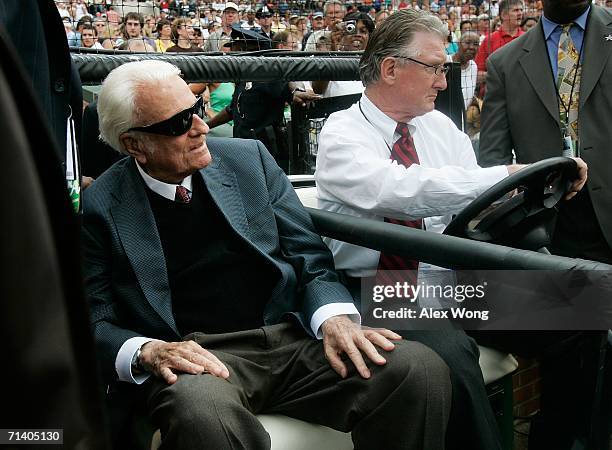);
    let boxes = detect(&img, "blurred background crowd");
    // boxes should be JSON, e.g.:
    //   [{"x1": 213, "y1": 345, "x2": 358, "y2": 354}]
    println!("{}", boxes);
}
[{"x1": 52, "y1": 0, "x2": 612, "y2": 141}]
